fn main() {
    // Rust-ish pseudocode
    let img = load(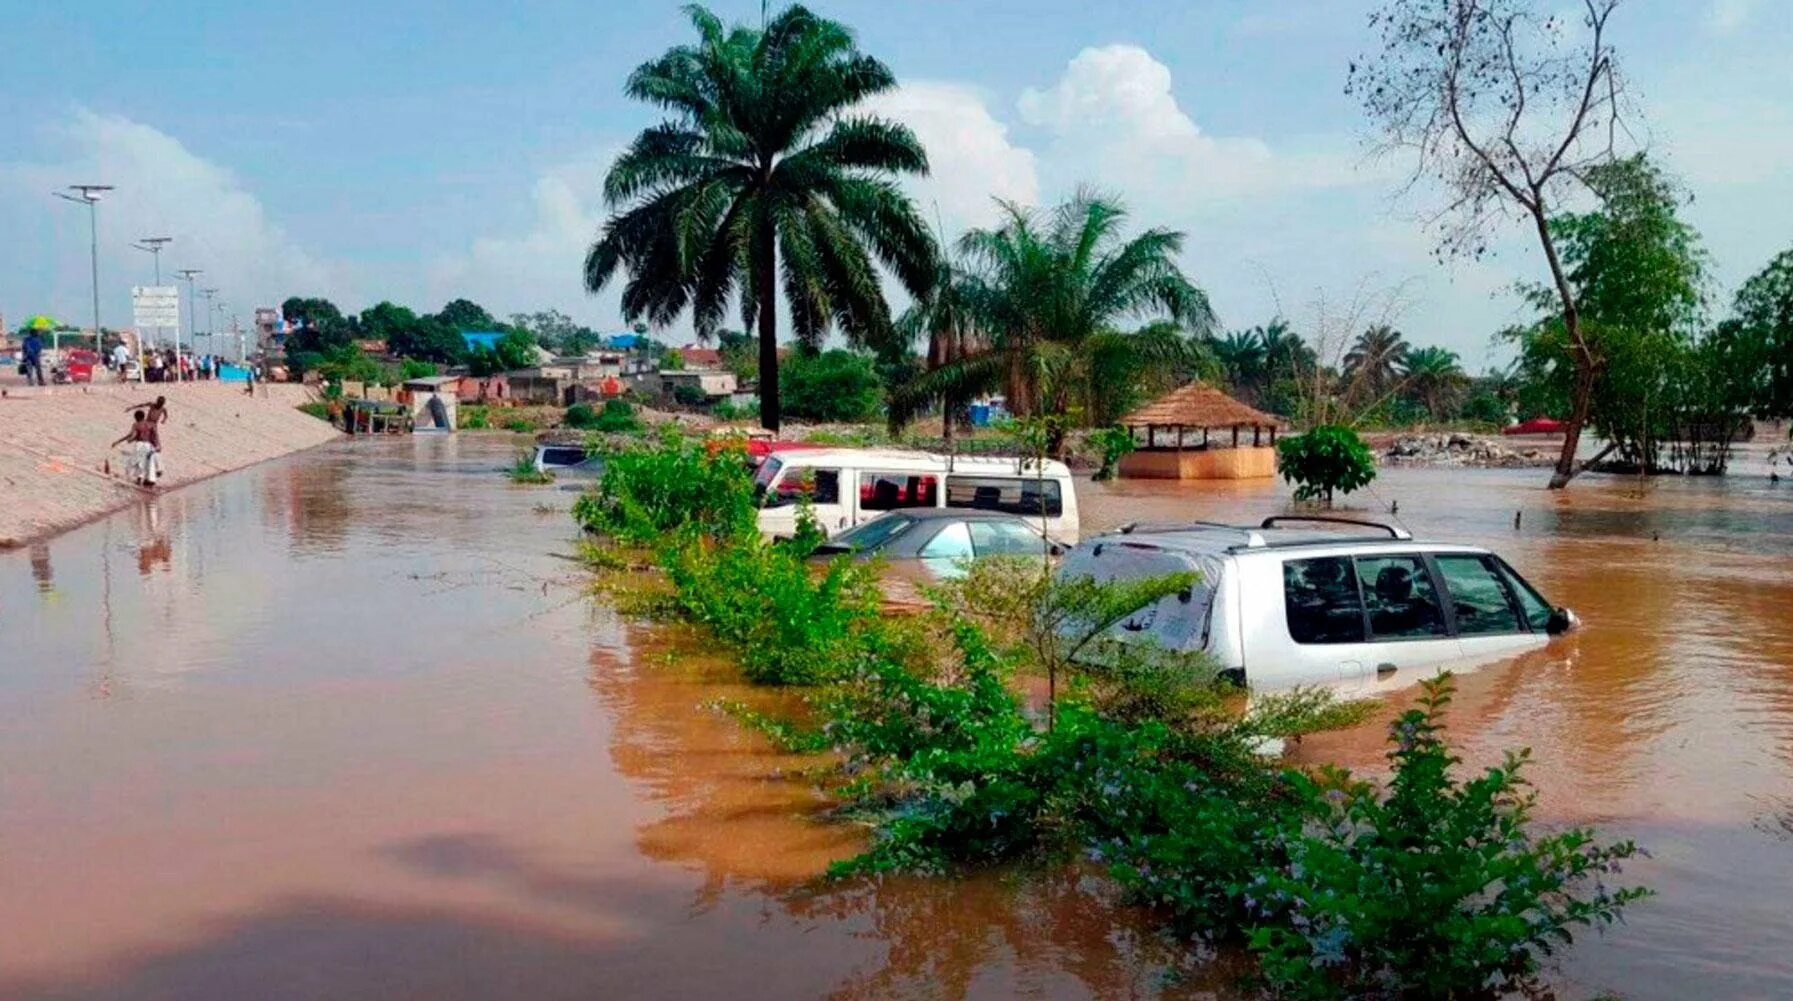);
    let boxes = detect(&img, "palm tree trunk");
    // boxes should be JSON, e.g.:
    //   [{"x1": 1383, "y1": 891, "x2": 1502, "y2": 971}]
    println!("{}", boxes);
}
[{"x1": 756, "y1": 223, "x2": 780, "y2": 433}]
